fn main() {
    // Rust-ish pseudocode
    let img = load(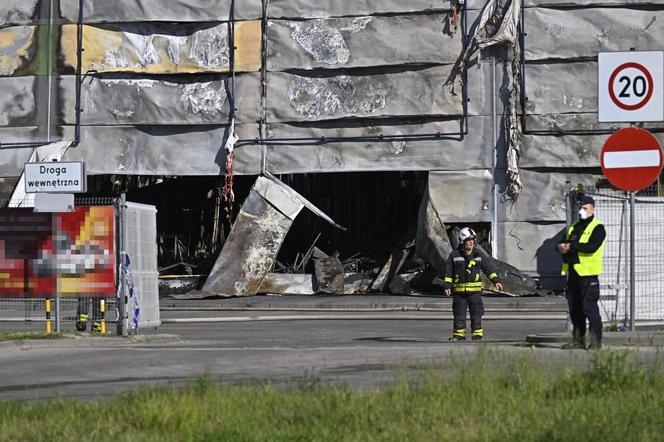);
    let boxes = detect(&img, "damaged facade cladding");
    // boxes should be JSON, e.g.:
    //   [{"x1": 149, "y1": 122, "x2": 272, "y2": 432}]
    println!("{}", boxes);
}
[{"x1": 1, "y1": 0, "x2": 664, "y2": 292}]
